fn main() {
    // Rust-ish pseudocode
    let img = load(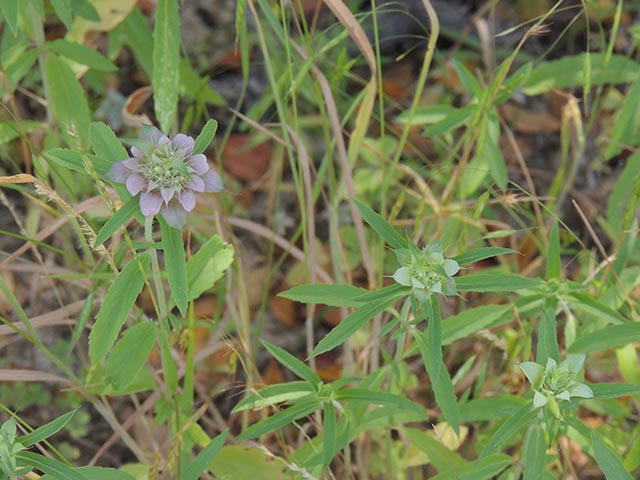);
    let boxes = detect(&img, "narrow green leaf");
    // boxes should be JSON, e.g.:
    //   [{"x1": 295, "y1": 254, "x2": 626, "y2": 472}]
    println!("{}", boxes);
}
[
  {"x1": 160, "y1": 217, "x2": 188, "y2": 315},
  {"x1": 569, "y1": 323, "x2": 640, "y2": 354},
  {"x1": 480, "y1": 403, "x2": 536, "y2": 458},
  {"x1": 423, "y1": 105, "x2": 476, "y2": 136},
  {"x1": 278, "y1": 284, "x2": 369, "y2": 307},
  {"x1": 90, "y1": 121, "x2": 128, "y2": 164},
  {"x1": 106, "y1": 322, "x2": 157, "y2": 390},
  {"x1": 50, "y1": 0, "x2": 72, "y2": 30},
  {"x1": 426, "y1": 295, "x2": 442, "y2": 382},
  {"x1": 591, "y1": 430, "x2": 634, "y2": 480},
  {"x1": 523, "y1": 425, "x2": 546, "y2": 480},
  {"x1": 322, "y1": 401, "x2": 336, "y2": 470},
  {"x1": 352, "y1": 283, "x2": 409, "y2": 303},
  {"x1": 45, "y1": 54, "x2": 91, "y2": 146},
  {"x1": 89, "y1": 252, "x2": 149, "y2": 363},
  {"x1": 236, "y1": 401, "x2": 319, "y2": 440},
  {"x1": 537, "y1": 301, "x2": 559, "y2": 363},
  {"x1": 47, "y1": 39, "x2": 117, "y2": 71},
  {"x1": 336, "y1": 388, "x2": 423, "y2": 415},
  {"x1": 18, "y1": 410, "x2": 77, "y2": 447},
  {"x1": 452, "y1": 58, "x2": 483, "y2": 97},
  {"x1": 460, "y1": 395, "x2": 528, "y2": 423},
  {"x1": 186, "y1": 234, "x2": 234, "y2": 302},
  {"x1": 404, "y1": 427, "x2": 465, "y2": 472},
  {"x1": 452, "y1": 247, "x2": 516, "y2": 266},
  {"x1": 75, "y1": 467, "x2": 135, "y2": 480},
  {"x1": 352, "y1": 198, "x2": 406, "y2": 250},
  {"x1": 119, "y1": 7, "x2": 153, "y2": 77},
  {"x1": 546, "y1": 221, "x2": 561, "y2": 280},
  {"x1": 523, "y1": 54, "x2": 640, "y2": 96},
  {"x1": 193, "y1": 119, "x2": 218, "y2": 154},
  {"x1": 67, "y1": 292, "x2": 94, "y2": 355},
  {"x1": 70, "y1": 0, "x2": 100, "y2": 21},
  {"x1": 182, "y1": 430, "x2": 228, "y2": 480},
  {"x1": 75, "y1": 466, "x2": 136, "y2": 480},
  {"x1": 231, "y1": 382, "x2": 315, "y2": 412},
  {"x1": 262, "y1": 340, "x2": 322, "y2": 386},
  {"x1": 160, "y1": 331, "x2": 178, "y2": 393},
  {"x1": 568, "y1": 292, "x2": 627, "y2": 325},
  {"x1": 153, "y1": 0, "x2": 180, "y2": 132},
  {"x1": 455, "y1": 273, "x2": 541, "y2": 292},
  {"x1": 442, "y1": 305, "x2": 511, "y2": 345},
  {"x1": 0, "y1": 0, "x2": 20, "y2": 35},
  {"x1": 590, "y1": 383, "x2": 640, "y2": 399},
  {"x1": 16, "y1": 451, "x2": 87, "y2": 480},
  {"x1": 433, "y1": 361, "x2": 460, "y2": 434},
  {"x1": 431, "y1": 454, "x2": 512, "y2": 480},
  {"x1": 311, "y1": 291, "x2": 405, "y2": 358},
  {"x1": 95, "y1": 196, "x2": 139, "y2": 247}
]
